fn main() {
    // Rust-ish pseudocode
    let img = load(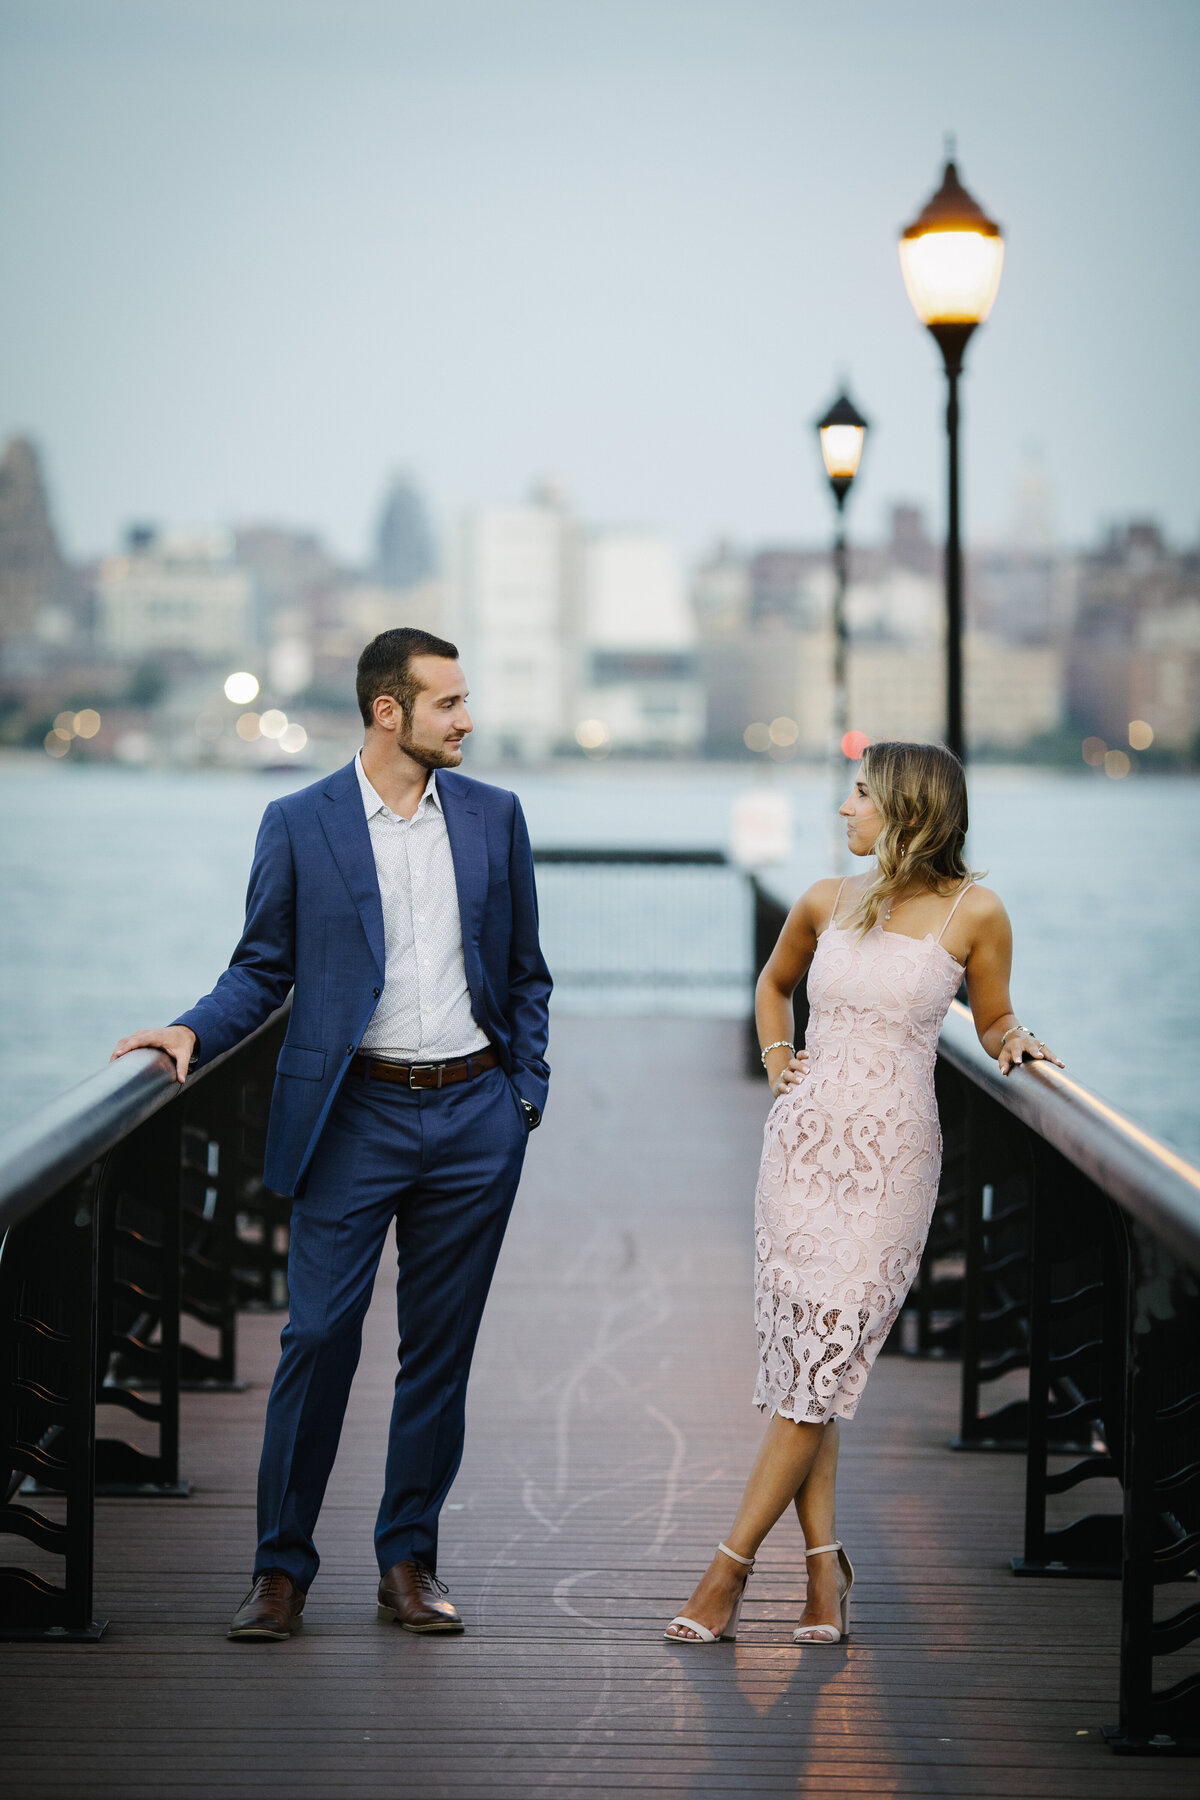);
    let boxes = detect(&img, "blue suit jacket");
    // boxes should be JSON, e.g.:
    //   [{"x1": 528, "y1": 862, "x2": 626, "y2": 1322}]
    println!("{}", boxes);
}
[{"x1": 174, "y1": 760, "x2": 552, "y2": 1197}]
